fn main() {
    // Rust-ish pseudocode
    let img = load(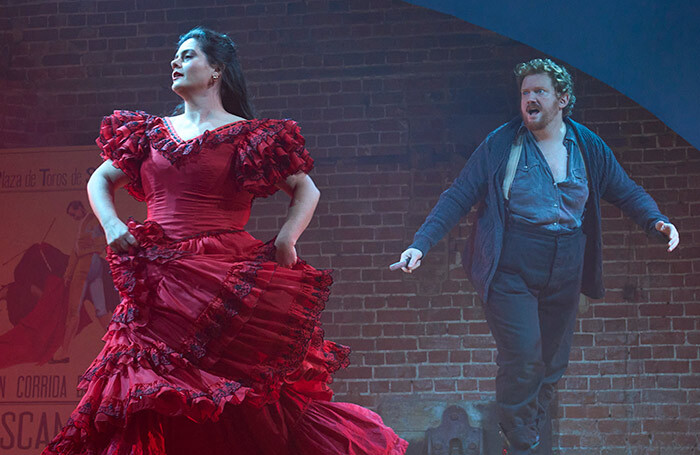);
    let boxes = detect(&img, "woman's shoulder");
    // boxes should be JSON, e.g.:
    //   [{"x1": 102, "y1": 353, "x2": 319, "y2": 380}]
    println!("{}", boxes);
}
[
  {"x1": 234, "y1": 118, "x2": 314, "y2": 198},
  {"x1": 244, "y1": 118, "x2": 303, "y2": 137},
  {"x1": 197, "y1": 118, "x2": 303, "y2": 145},
  {"x1": 240, "y1": 117, "x2": 299, "y2": 128},
  {"x1": 104, "y1": 109, "x2": 161, "y2": 122},
  {"x1": 99, "y1": 110, "x2": 164, "y2": 136},
  {"x1": 98, "y1": 109, "x2": 161, "y2": 139}
]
